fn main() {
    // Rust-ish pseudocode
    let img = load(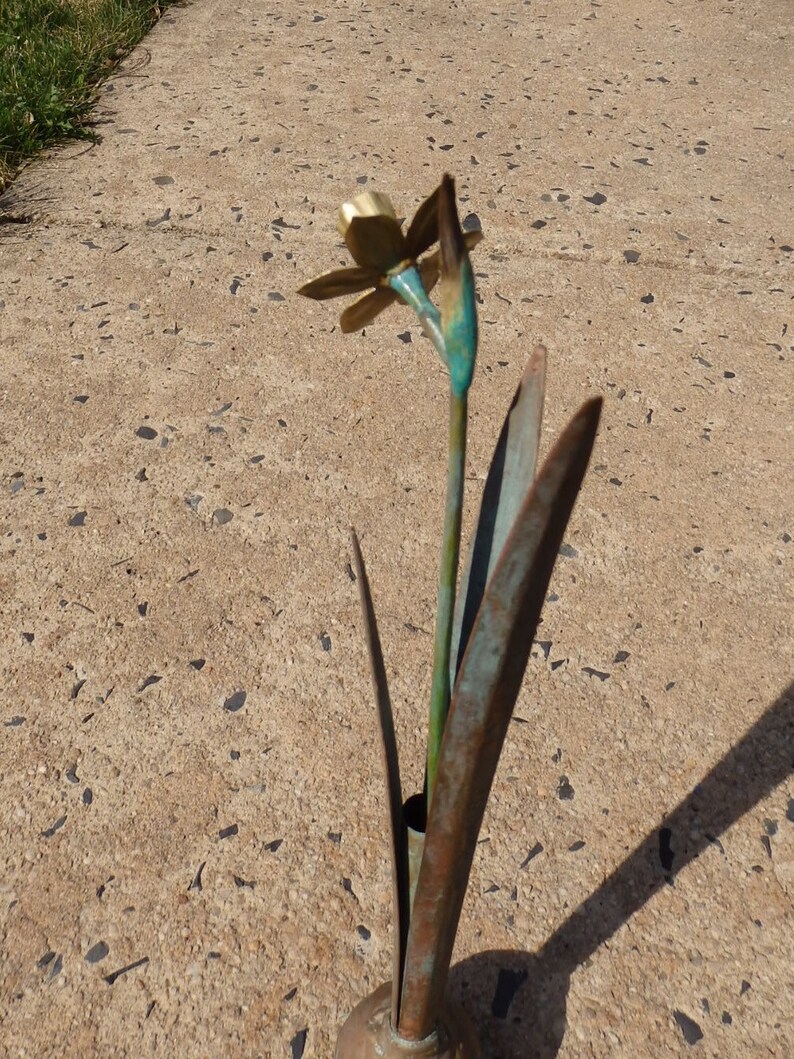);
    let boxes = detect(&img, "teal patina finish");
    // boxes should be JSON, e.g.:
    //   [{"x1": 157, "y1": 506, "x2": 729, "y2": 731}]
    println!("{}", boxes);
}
[
  {"x1": 443, "y1": 272, "x2": 477, "y2": 398},
  {"x1": 387, "y1": 266, "x2": 447, "y2": 365}
]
